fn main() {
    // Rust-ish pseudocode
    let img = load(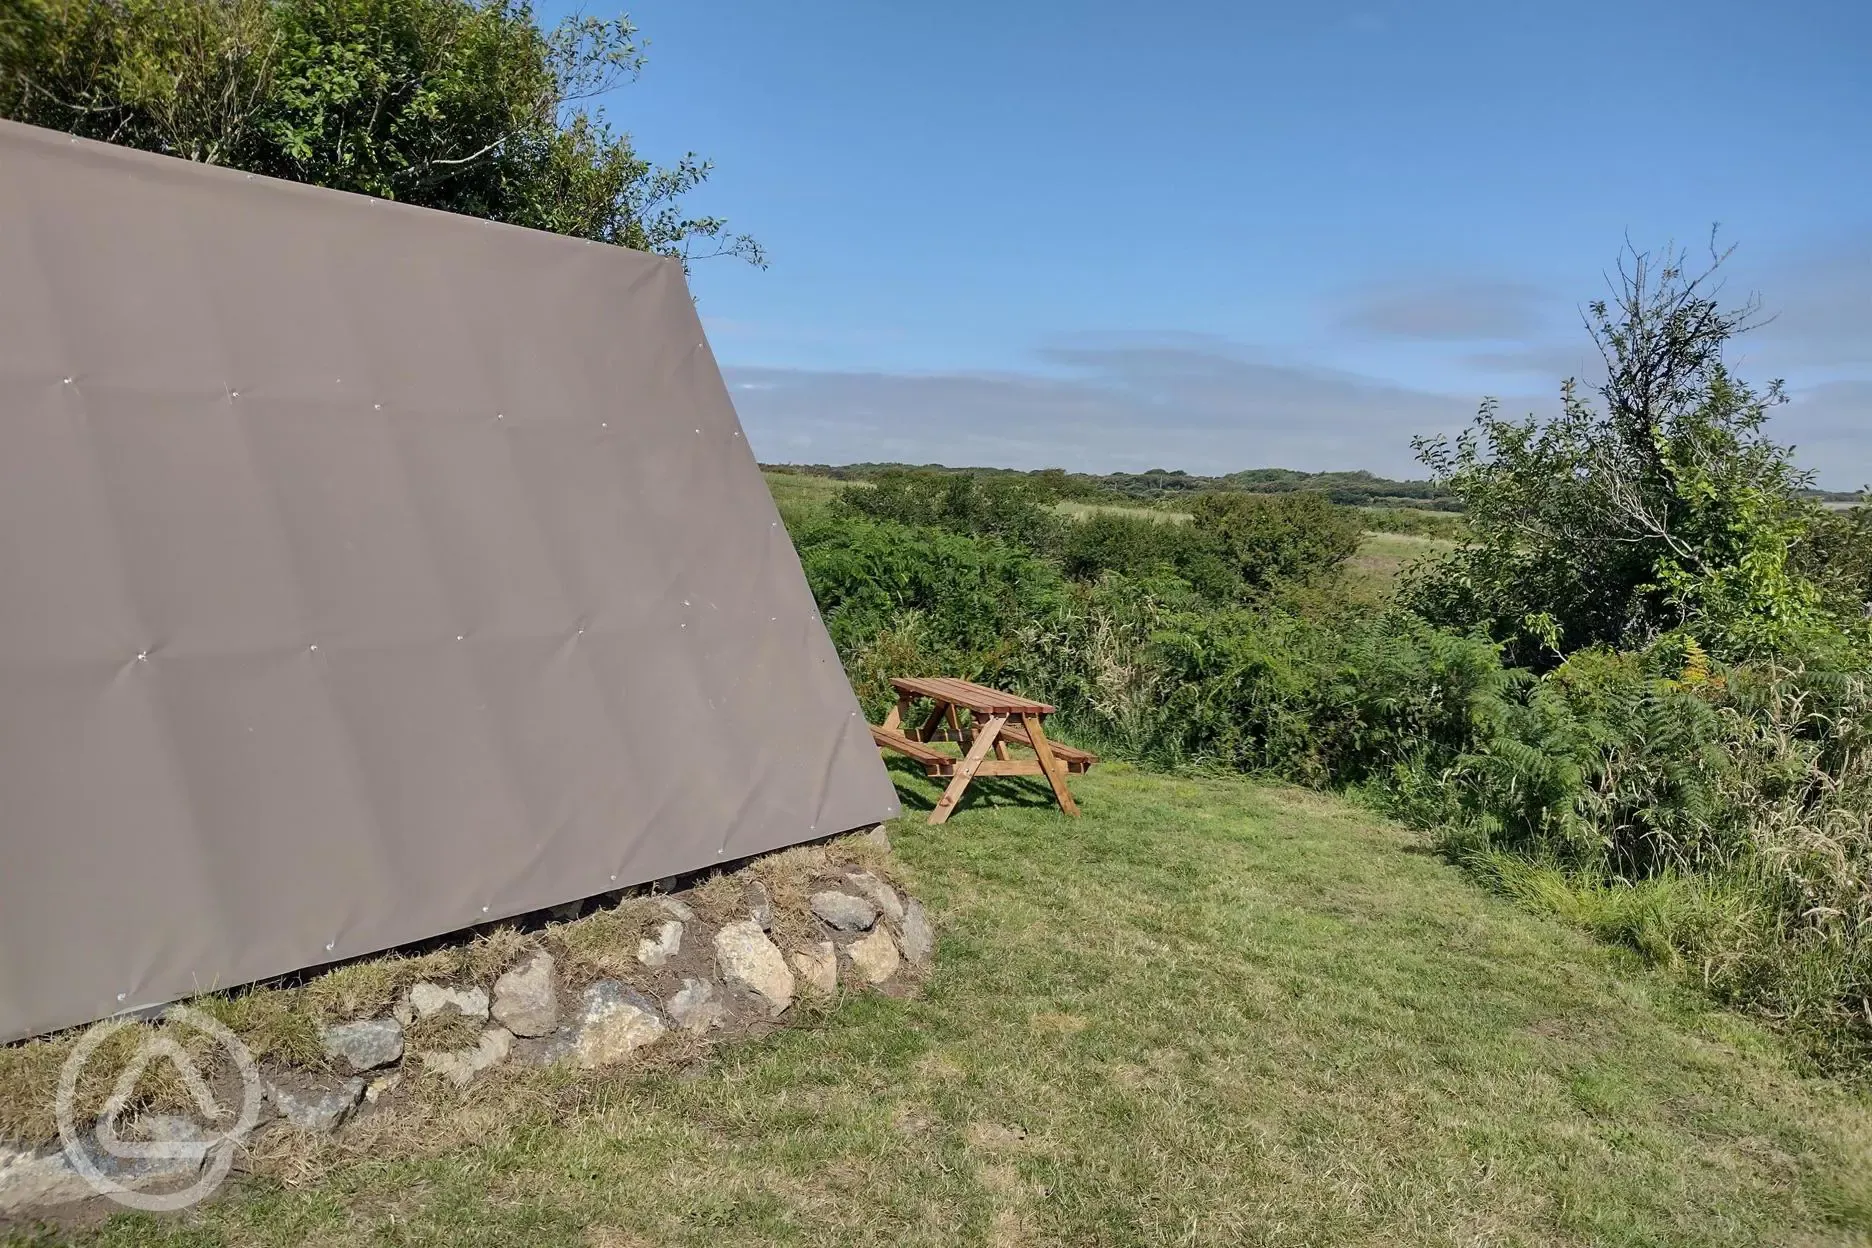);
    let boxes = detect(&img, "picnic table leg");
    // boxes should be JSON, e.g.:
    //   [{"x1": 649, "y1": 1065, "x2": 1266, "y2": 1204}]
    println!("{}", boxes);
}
[
  {"x1": 881, "y1": 694, "x2": 912, "y2": 734},
  {"x1": 929, "y1": 714, "x2": 1007, "y2": 825},
  {"x1": 915, "y1": 699, "x2": 950, "y2": 743},
  {"x1": 1021, "y1": 712, "x2": 1081, "y2": 817},
  {"x1": 946, "y1": 703, "x2": 968, "y2": 749}
]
